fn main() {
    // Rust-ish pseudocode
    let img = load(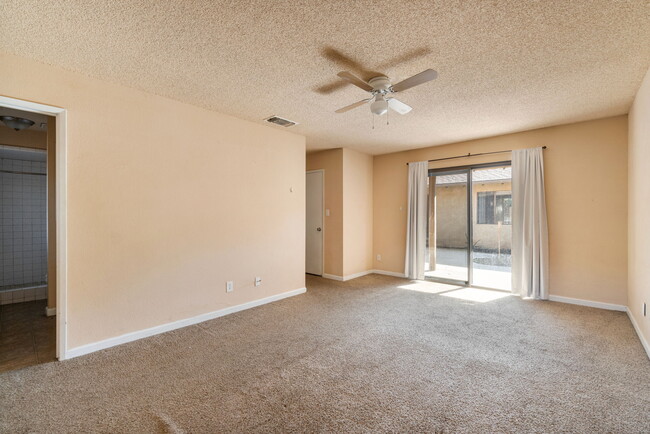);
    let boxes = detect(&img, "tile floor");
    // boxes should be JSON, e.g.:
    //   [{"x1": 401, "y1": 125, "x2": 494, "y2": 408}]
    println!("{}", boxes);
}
[{"x1": 0, "y1": 299, "x2": 56, "y2": 373}]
